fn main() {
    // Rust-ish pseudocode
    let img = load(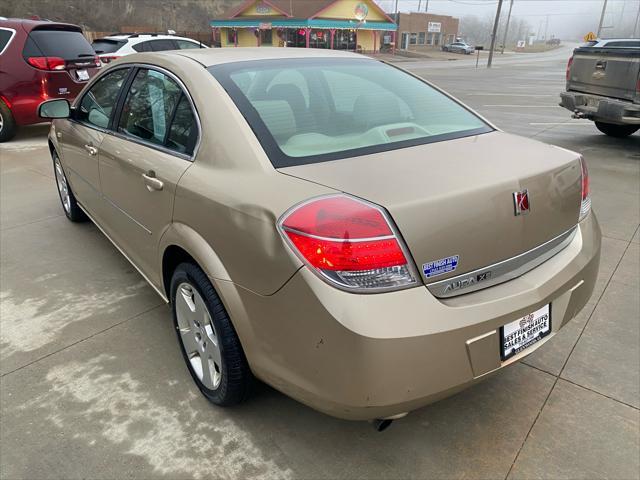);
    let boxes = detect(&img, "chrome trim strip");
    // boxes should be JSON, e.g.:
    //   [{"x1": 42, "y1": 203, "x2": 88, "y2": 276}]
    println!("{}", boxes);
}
[
  {"x1": 427, "y1": 226, "x2": 578, "y2": 298},
  {"x1": 281, "y1": 226, "x2": 396, "y2": 243}
]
